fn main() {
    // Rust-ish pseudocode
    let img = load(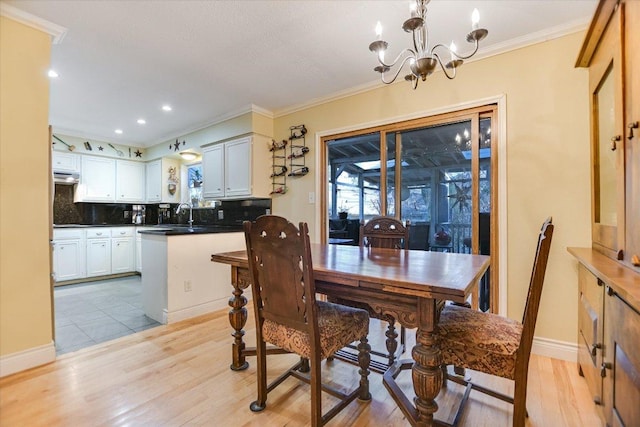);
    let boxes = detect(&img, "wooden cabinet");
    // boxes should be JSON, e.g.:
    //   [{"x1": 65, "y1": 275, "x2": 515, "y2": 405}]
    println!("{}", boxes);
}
[
  {"x1": 577, "y1": 264, "x2": 604, "y2": 407},
  {"x1": 52, "y1": 151, "x2": 79, "y2": 173},
  {"x1": 603, "y1": 286, "x2": 640, "y2": 426},
  {"x1": 116, "y1": 160, "x2": 145, "y2": 202},
  {"x1": 52, "y1": 229, "x2": 85, "y2": 281},
  {"x1": 569, "y1": 248, "x2": 640, "y2": 425},
  {"x1": 145, "y1": 159, "x2": 162, "y2": 202},
  {"x1": 577, "y1": 0, "x2": 640, "y2": 269},
  {"x1": 79, "y1": 156, "x2": 116, "y2": 202},
  {"x1": 111, "y1": 227, "x2": 134, "y2": 274},
  {"x1": 86, "y1": 228, "x2": 111, "y2": 277},
  {"x1": 202, "y1": 135, "x2": 271, "y2": 200}
]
